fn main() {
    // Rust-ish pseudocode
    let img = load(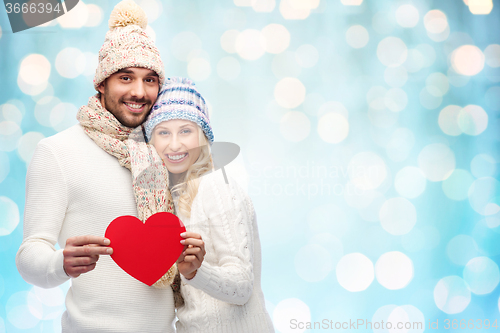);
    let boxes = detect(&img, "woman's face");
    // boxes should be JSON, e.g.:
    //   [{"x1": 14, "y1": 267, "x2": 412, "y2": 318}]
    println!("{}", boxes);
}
[{"x1": 151, "y1": 119, "x2": 202, "y2": 174}]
